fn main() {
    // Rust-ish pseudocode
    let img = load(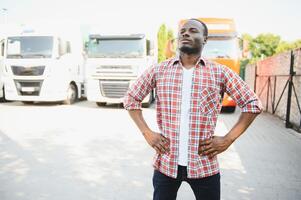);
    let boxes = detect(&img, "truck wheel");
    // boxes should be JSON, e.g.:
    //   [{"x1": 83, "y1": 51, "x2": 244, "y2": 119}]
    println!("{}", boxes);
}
[
  {"x1": 0, "y1": 87, "x2": 7, "y2": 102},
  {"x1": 96, "y1": 102, "x2": 106, "y2": 107},
  {"x1": 64, "y1": 84, "x2": 77, "y2": 105},
  {"x1": 222, "y1": 106, "x2": 236, "y2": 113},
  {"x1": 22, "y1": 101, "x2": 34, "y2": 105}
]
